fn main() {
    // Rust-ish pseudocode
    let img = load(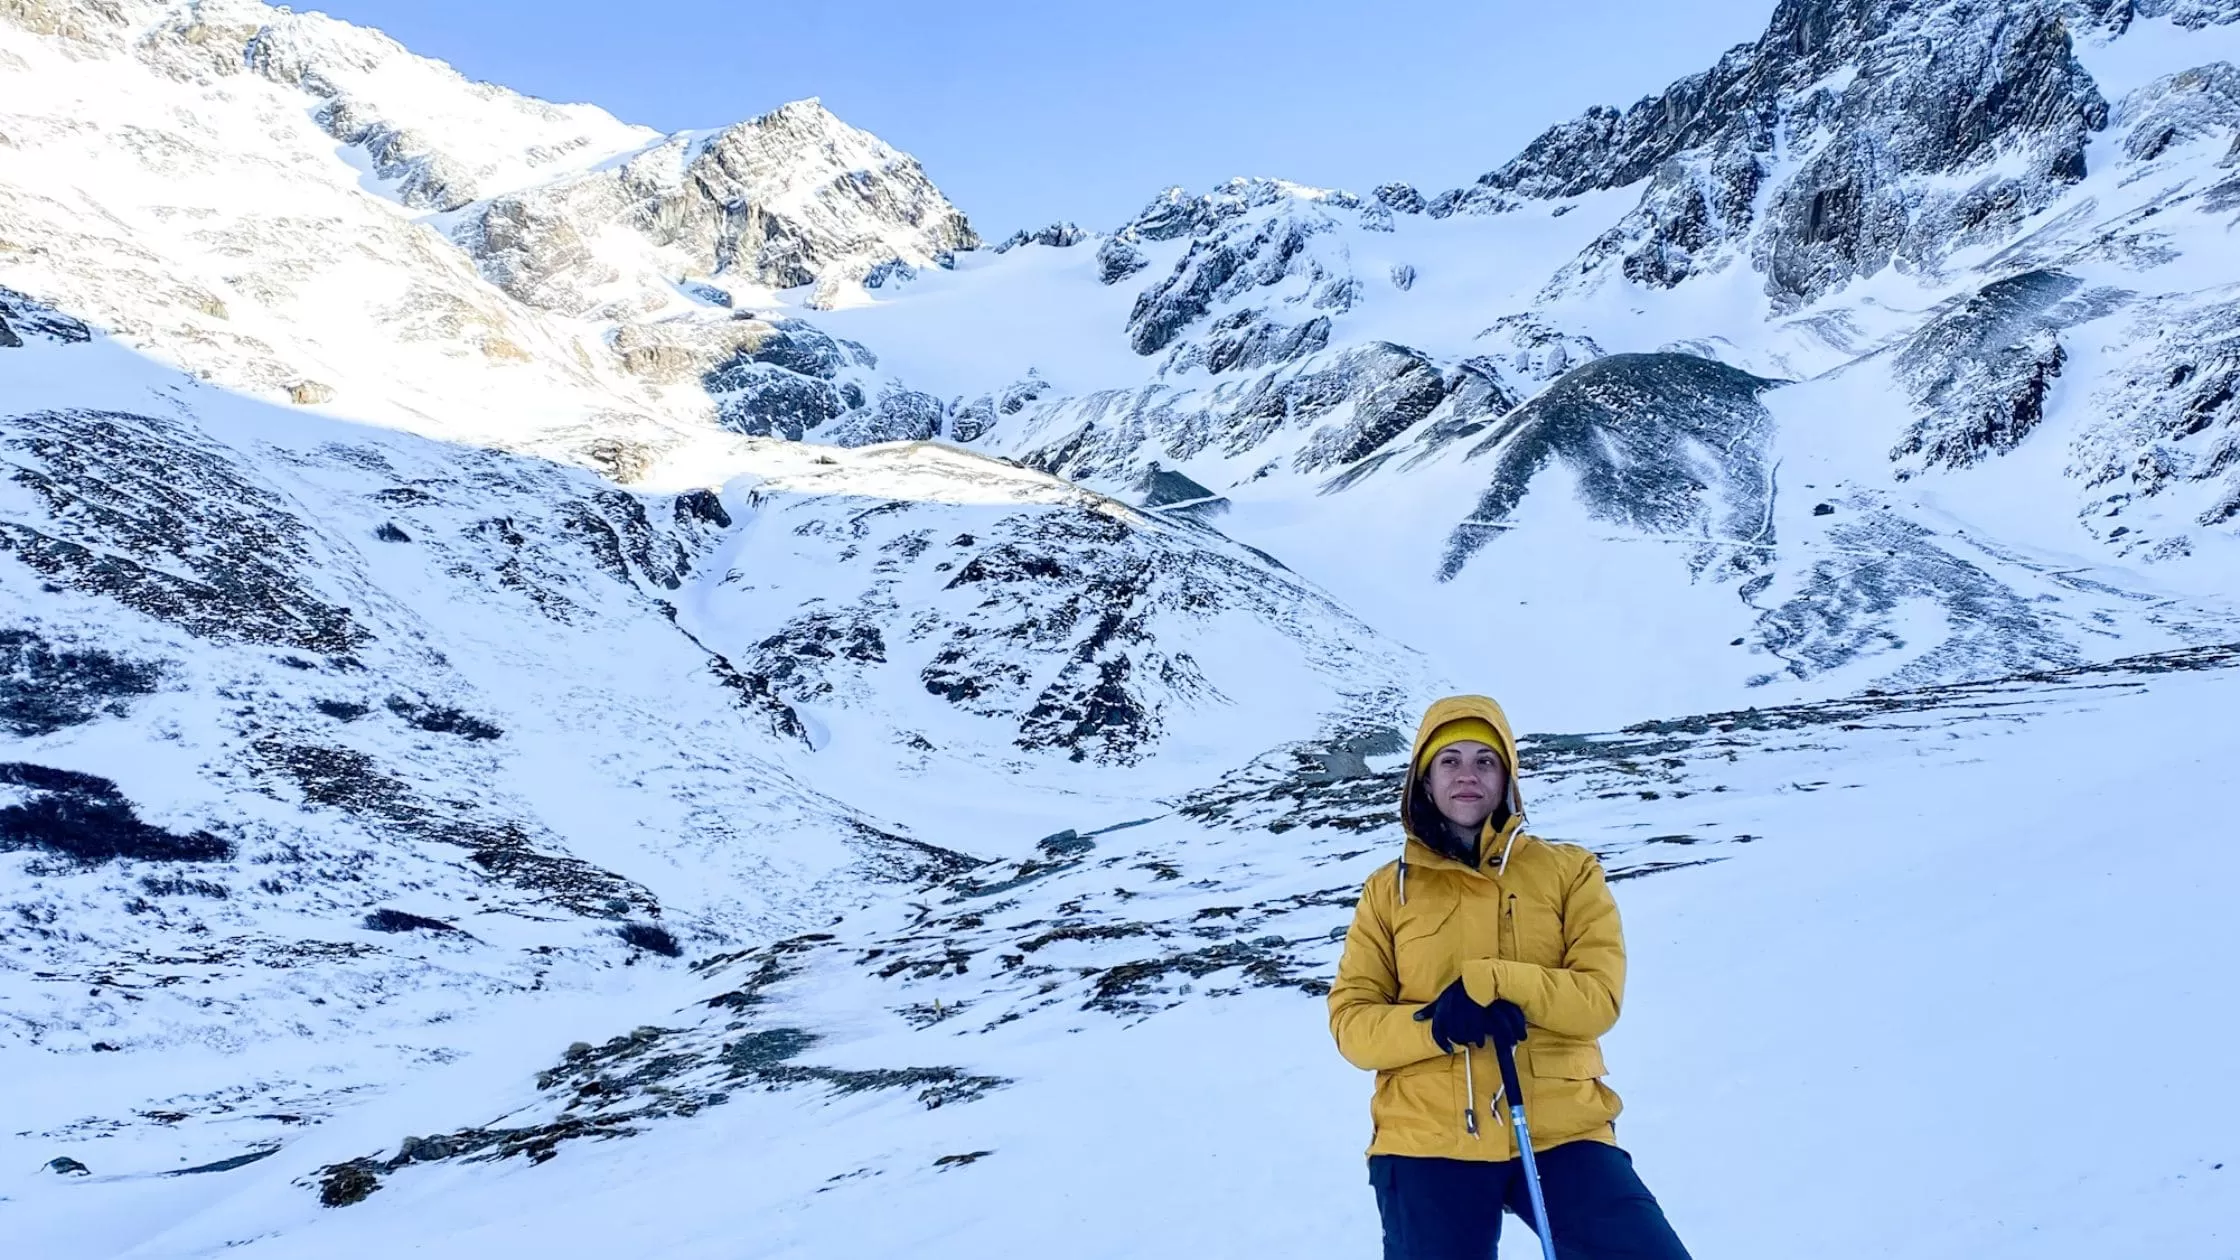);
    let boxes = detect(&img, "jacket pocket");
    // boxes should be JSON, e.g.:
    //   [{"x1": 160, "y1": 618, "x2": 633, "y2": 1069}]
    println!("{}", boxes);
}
[
  {"x1": 1529, "y1": 1042, "x2": 1607, "y2": 1080},
  {"x1": 1374, "y1": 1054, "x2": 1459, "y2": 1148},
  {"x1": 1391, "y1": 894, "x2": 1459, "y2": 1001},
  {"x1": 1523, "y1": 1041, "x2": 1620, "y2": 1144}
]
